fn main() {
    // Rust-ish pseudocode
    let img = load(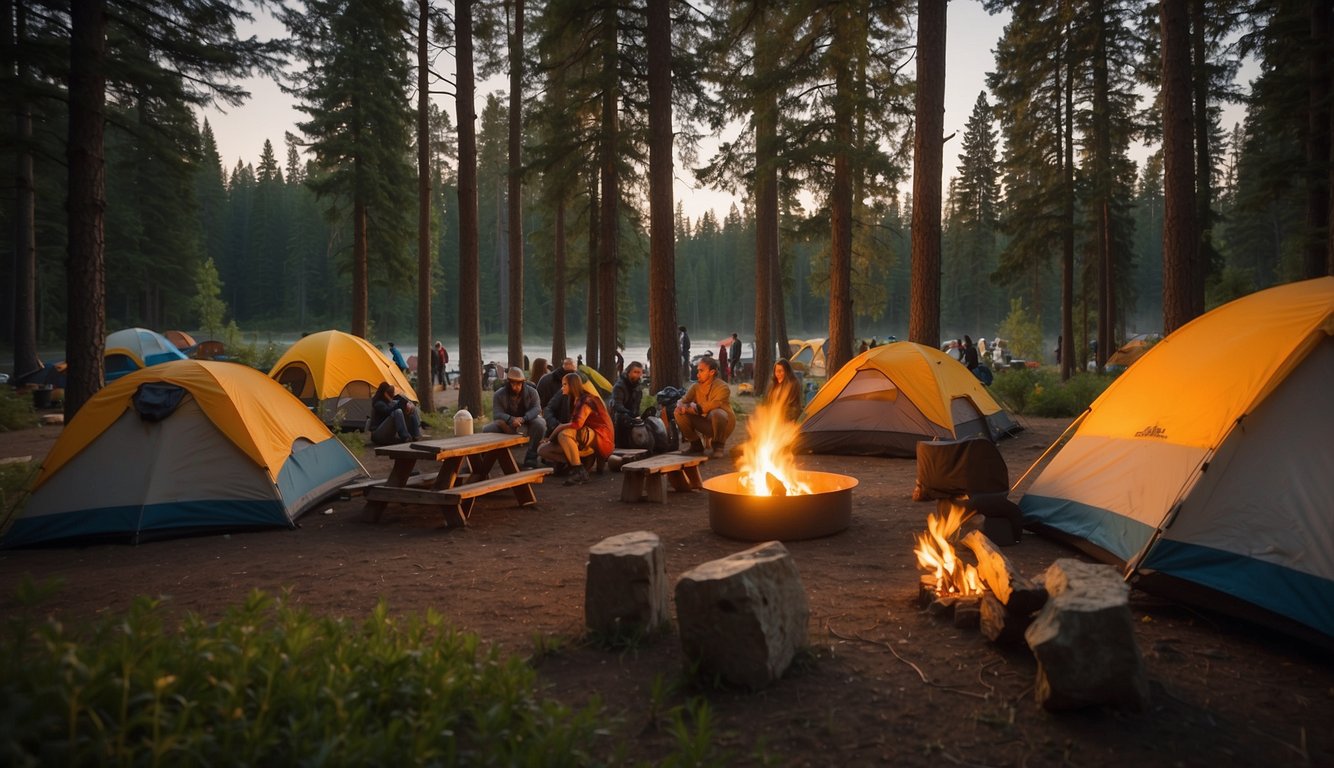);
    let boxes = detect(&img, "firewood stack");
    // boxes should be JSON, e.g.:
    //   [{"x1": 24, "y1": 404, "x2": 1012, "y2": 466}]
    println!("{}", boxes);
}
[{"x1": 917, "y1": 531, "x2": 1149, "y2": 712}]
